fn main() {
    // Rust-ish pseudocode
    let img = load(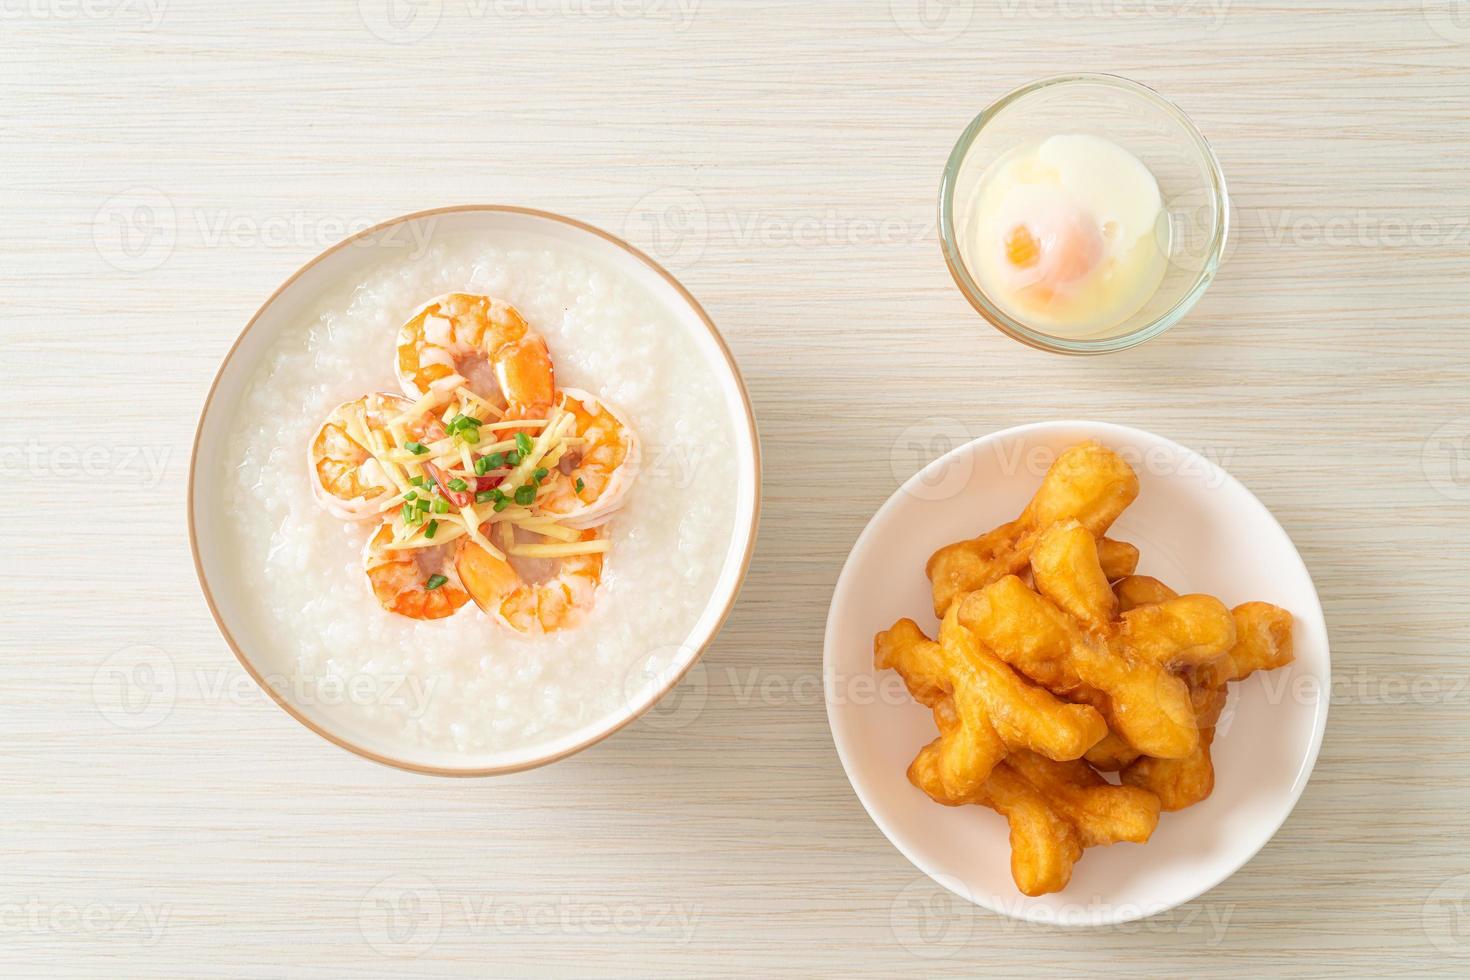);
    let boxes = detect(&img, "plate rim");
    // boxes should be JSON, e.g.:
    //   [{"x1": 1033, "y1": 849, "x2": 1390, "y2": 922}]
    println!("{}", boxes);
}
[
  {"x1": 822, "y1": 418, "x2": 1330, "y2": 926},
  {"x1": 187, "y1": 204, "x2": 763, "y2": 777}
]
